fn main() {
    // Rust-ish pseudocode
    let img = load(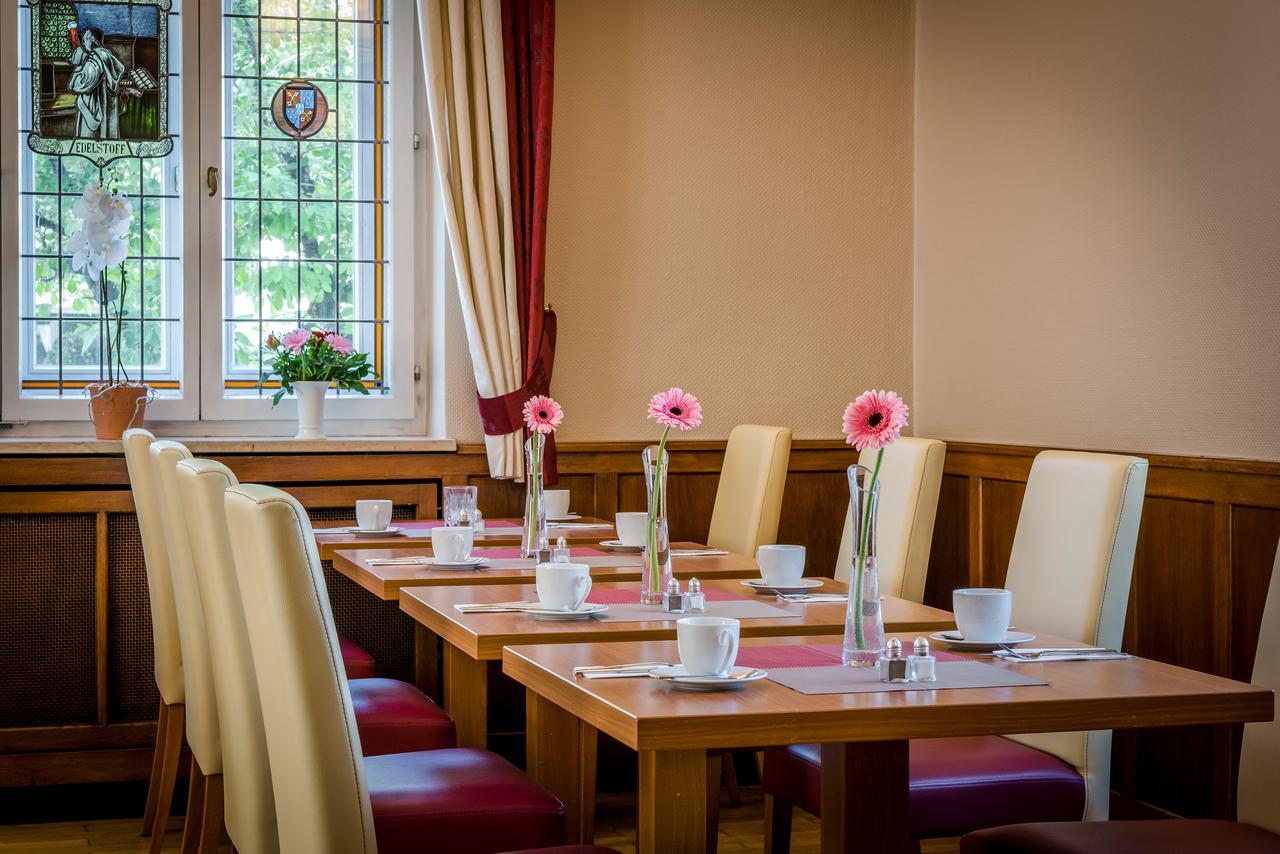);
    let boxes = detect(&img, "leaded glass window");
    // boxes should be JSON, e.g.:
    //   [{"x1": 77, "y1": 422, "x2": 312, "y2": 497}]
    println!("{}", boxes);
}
[
  {"x1": 16, "y1": 0, "x2": 183, "y2": 397},
  {"x1": 220, "y1": 0, "x2": 390, "y2": 398}
]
